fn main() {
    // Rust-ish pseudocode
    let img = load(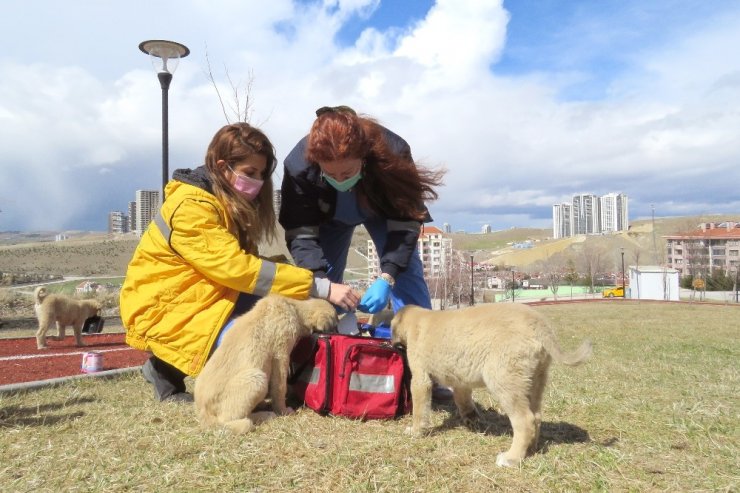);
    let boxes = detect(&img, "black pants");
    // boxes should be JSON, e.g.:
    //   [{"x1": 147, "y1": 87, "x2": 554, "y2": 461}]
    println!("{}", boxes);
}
[{"x1": 144, "y1": 355, "x2": 187, "y2": 400}]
